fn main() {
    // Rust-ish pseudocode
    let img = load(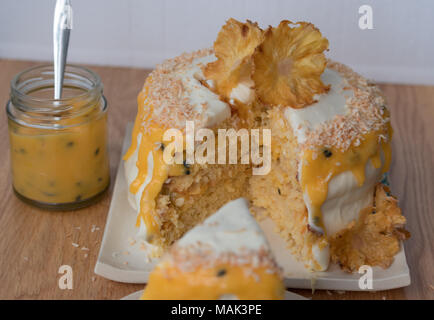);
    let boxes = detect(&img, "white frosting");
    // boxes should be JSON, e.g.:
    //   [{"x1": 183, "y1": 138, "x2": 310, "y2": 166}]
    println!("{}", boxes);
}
[
  {"x1": 180, "y1": 54, "x2": 231, "y2": 127},
  {"x1": 284, "y1": 68, "x2": 353, "y2": 145},
  {"x1": 284, "y1": 68, "x2": 382, "y2": 271},
  {"x1": 176, "y1": 198, "x2": 270, "y2": 255},
  {"x1": 311, "y1": 243, "x2": 330, "y2": 271}
]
